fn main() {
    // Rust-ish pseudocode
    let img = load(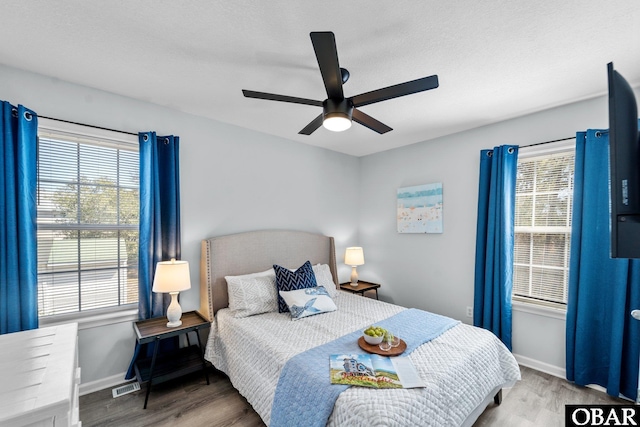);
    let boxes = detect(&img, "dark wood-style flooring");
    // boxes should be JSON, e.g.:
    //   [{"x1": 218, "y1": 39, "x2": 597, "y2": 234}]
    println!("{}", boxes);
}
[{"x1": 79, "y1": 365, "x2": 628, "y2": 426}]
